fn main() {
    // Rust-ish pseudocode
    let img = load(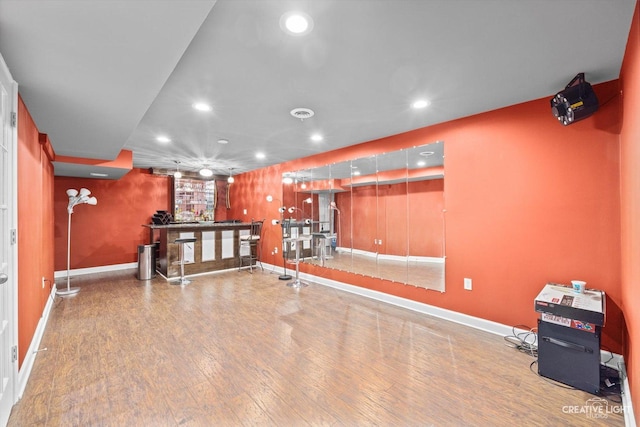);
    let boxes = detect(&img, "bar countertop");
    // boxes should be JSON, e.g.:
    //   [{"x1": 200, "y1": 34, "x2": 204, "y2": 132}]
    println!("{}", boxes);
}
[{"x1": 143, "y1": 221, "x2": 251, "y2": 229}]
